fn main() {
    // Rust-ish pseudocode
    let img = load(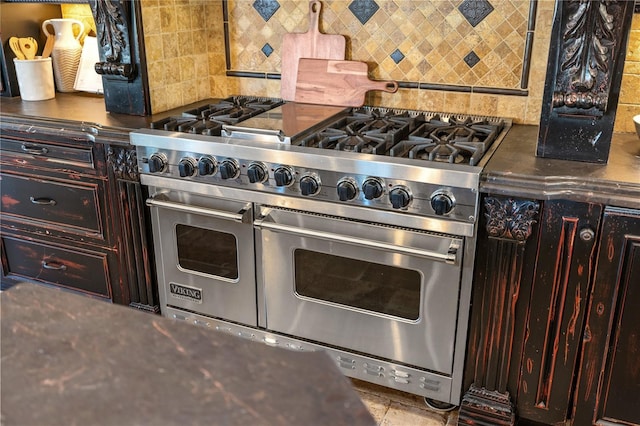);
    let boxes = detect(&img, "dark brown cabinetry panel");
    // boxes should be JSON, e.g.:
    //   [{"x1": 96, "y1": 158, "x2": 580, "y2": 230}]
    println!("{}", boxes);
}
[
  {"x1": 2, "y1": 235, "x2": 111, "y2": 298},
  {"x1": 573, "y1": 207, "x2": 640, "y2": 425},
  {"x1": 517, "y1": 200, "x2": 602, "y2": 424},
  {"x1": 0, "y1": 120, "x2": 158, "y2": 313},
  {"x1": 0, "y1": 137, "x2": 96, "y2": 171},
  {"x1": 1, "y1": 173, "x2": 105, "y2": 239},
  {"x1": 461, "y1": 195, "x2": 541, "y2": 425},
  {"x1": 462, "y1": 196, "x2": 640, "y2": 425}
]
